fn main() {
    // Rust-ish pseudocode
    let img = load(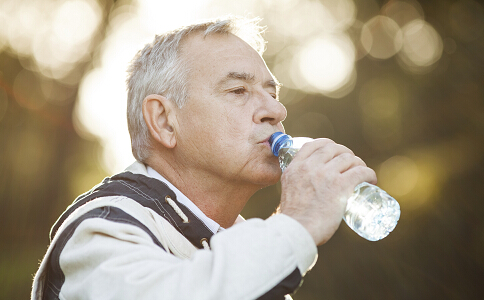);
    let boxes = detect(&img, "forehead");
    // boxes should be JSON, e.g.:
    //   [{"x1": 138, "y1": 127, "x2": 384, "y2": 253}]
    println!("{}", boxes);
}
[{"x1": 180, "y1": 33, "x2": 271, "y2": 85}]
